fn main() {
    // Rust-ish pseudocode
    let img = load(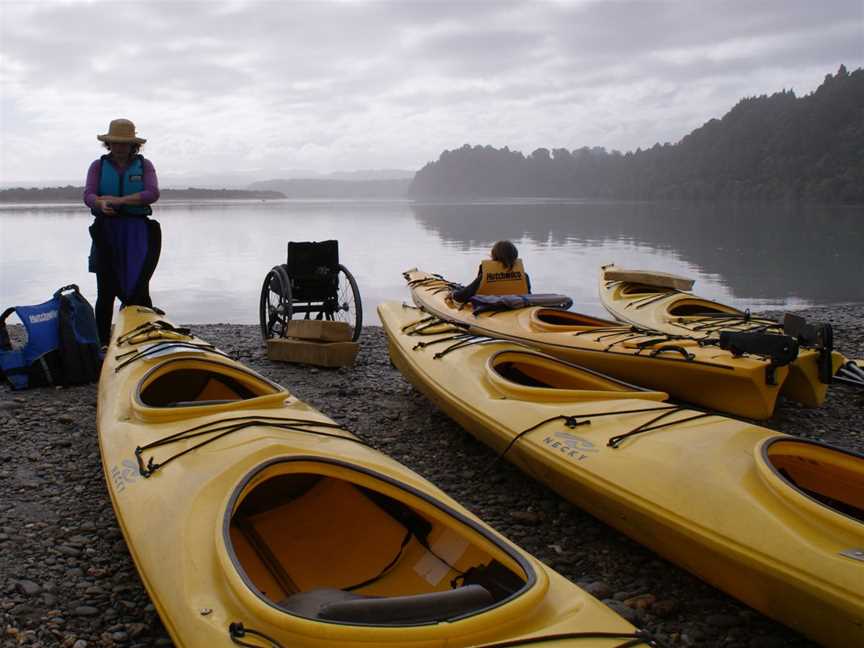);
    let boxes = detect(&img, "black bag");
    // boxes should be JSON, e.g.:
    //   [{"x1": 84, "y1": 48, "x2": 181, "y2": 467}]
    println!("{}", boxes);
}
[{"x1": 57, "y1": 287, "x2": 103, "y2": 385}]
